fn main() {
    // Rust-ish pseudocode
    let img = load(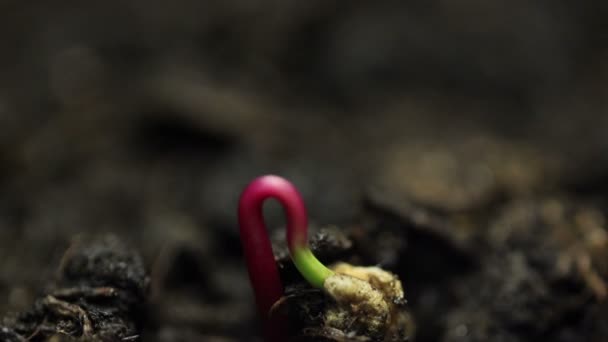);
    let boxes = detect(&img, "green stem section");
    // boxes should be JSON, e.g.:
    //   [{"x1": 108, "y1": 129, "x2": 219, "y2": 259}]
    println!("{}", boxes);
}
[{"x1": 291, "y1": 247, "x2": 334, "y2": 288}]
